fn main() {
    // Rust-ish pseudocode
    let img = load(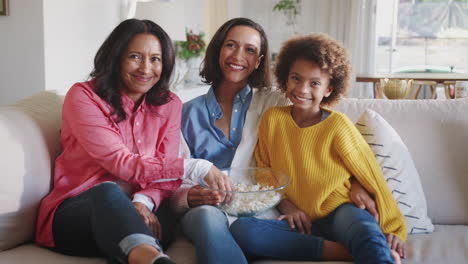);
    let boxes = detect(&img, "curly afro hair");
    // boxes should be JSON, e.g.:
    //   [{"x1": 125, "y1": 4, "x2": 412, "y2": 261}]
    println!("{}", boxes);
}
[{"x1": 274, "y1": 33, "x2": 352, "y2": 106}]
